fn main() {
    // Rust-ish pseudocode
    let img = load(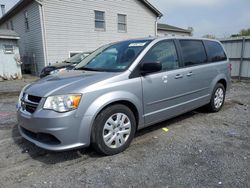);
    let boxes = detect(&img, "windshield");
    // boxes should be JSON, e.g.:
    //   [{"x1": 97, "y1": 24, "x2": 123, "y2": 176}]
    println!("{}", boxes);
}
[
  {"x1": 75, "y1": 40, "x2": 152, "y2": 72},
  {"x1": 65, "y1": 53, "x2": 88, "y2": 64}
]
